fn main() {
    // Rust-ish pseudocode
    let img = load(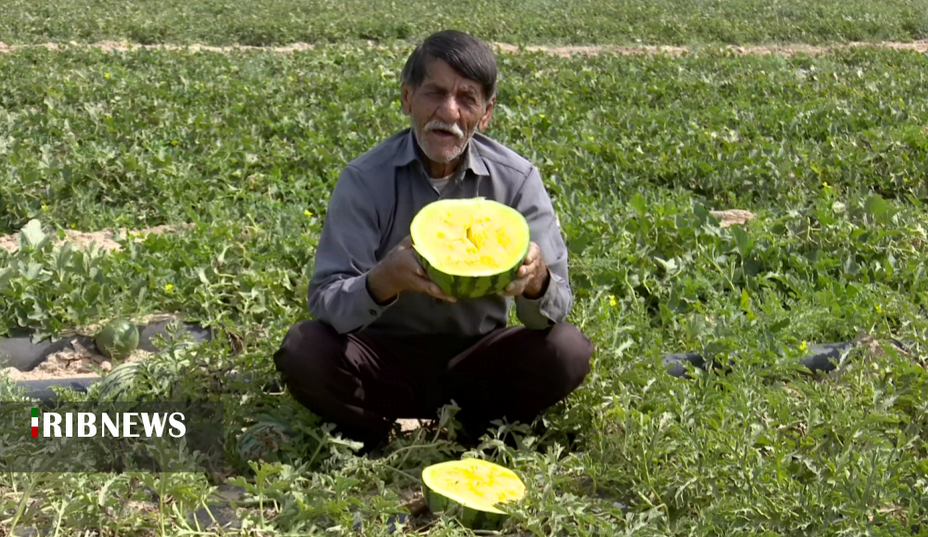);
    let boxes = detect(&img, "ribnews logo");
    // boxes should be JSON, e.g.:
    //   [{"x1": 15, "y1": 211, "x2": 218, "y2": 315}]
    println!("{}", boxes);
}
[
  {"x1": 30, "y1": 407, "x2": 187, "y2": 439},
  {"x1": 3, "y1": 402, "x2": 225, "y2": 473}
]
